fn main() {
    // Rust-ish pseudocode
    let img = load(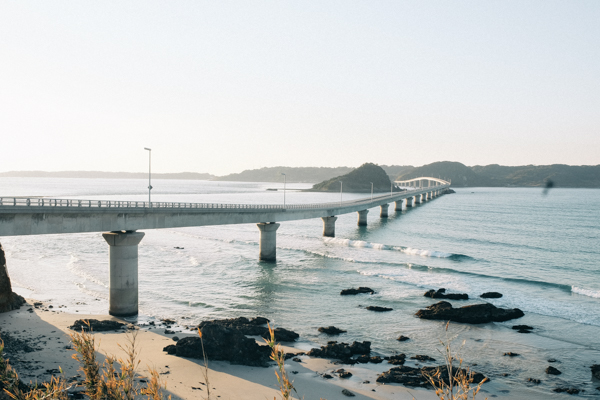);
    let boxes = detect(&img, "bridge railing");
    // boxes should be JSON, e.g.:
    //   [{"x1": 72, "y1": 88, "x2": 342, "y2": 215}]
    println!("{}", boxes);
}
[{"x1": 0, "y1": 185, "x2": 449, "y2": 212}]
